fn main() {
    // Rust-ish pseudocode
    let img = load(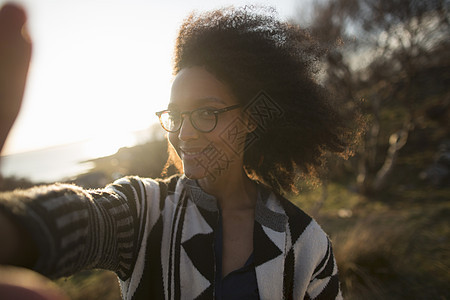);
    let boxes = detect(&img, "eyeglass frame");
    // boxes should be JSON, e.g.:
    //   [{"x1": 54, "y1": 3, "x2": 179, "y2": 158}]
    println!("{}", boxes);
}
[{"x1": 155, "y1": 104, "x2": 241, "y2": 133}]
